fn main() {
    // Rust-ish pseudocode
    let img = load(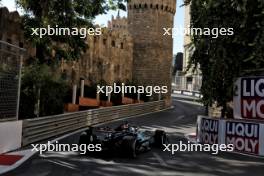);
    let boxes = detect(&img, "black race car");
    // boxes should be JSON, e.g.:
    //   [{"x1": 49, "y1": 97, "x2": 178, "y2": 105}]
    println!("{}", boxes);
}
[{"x1": 79, "y1": 122, "x2": 168, "y2": 158}]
